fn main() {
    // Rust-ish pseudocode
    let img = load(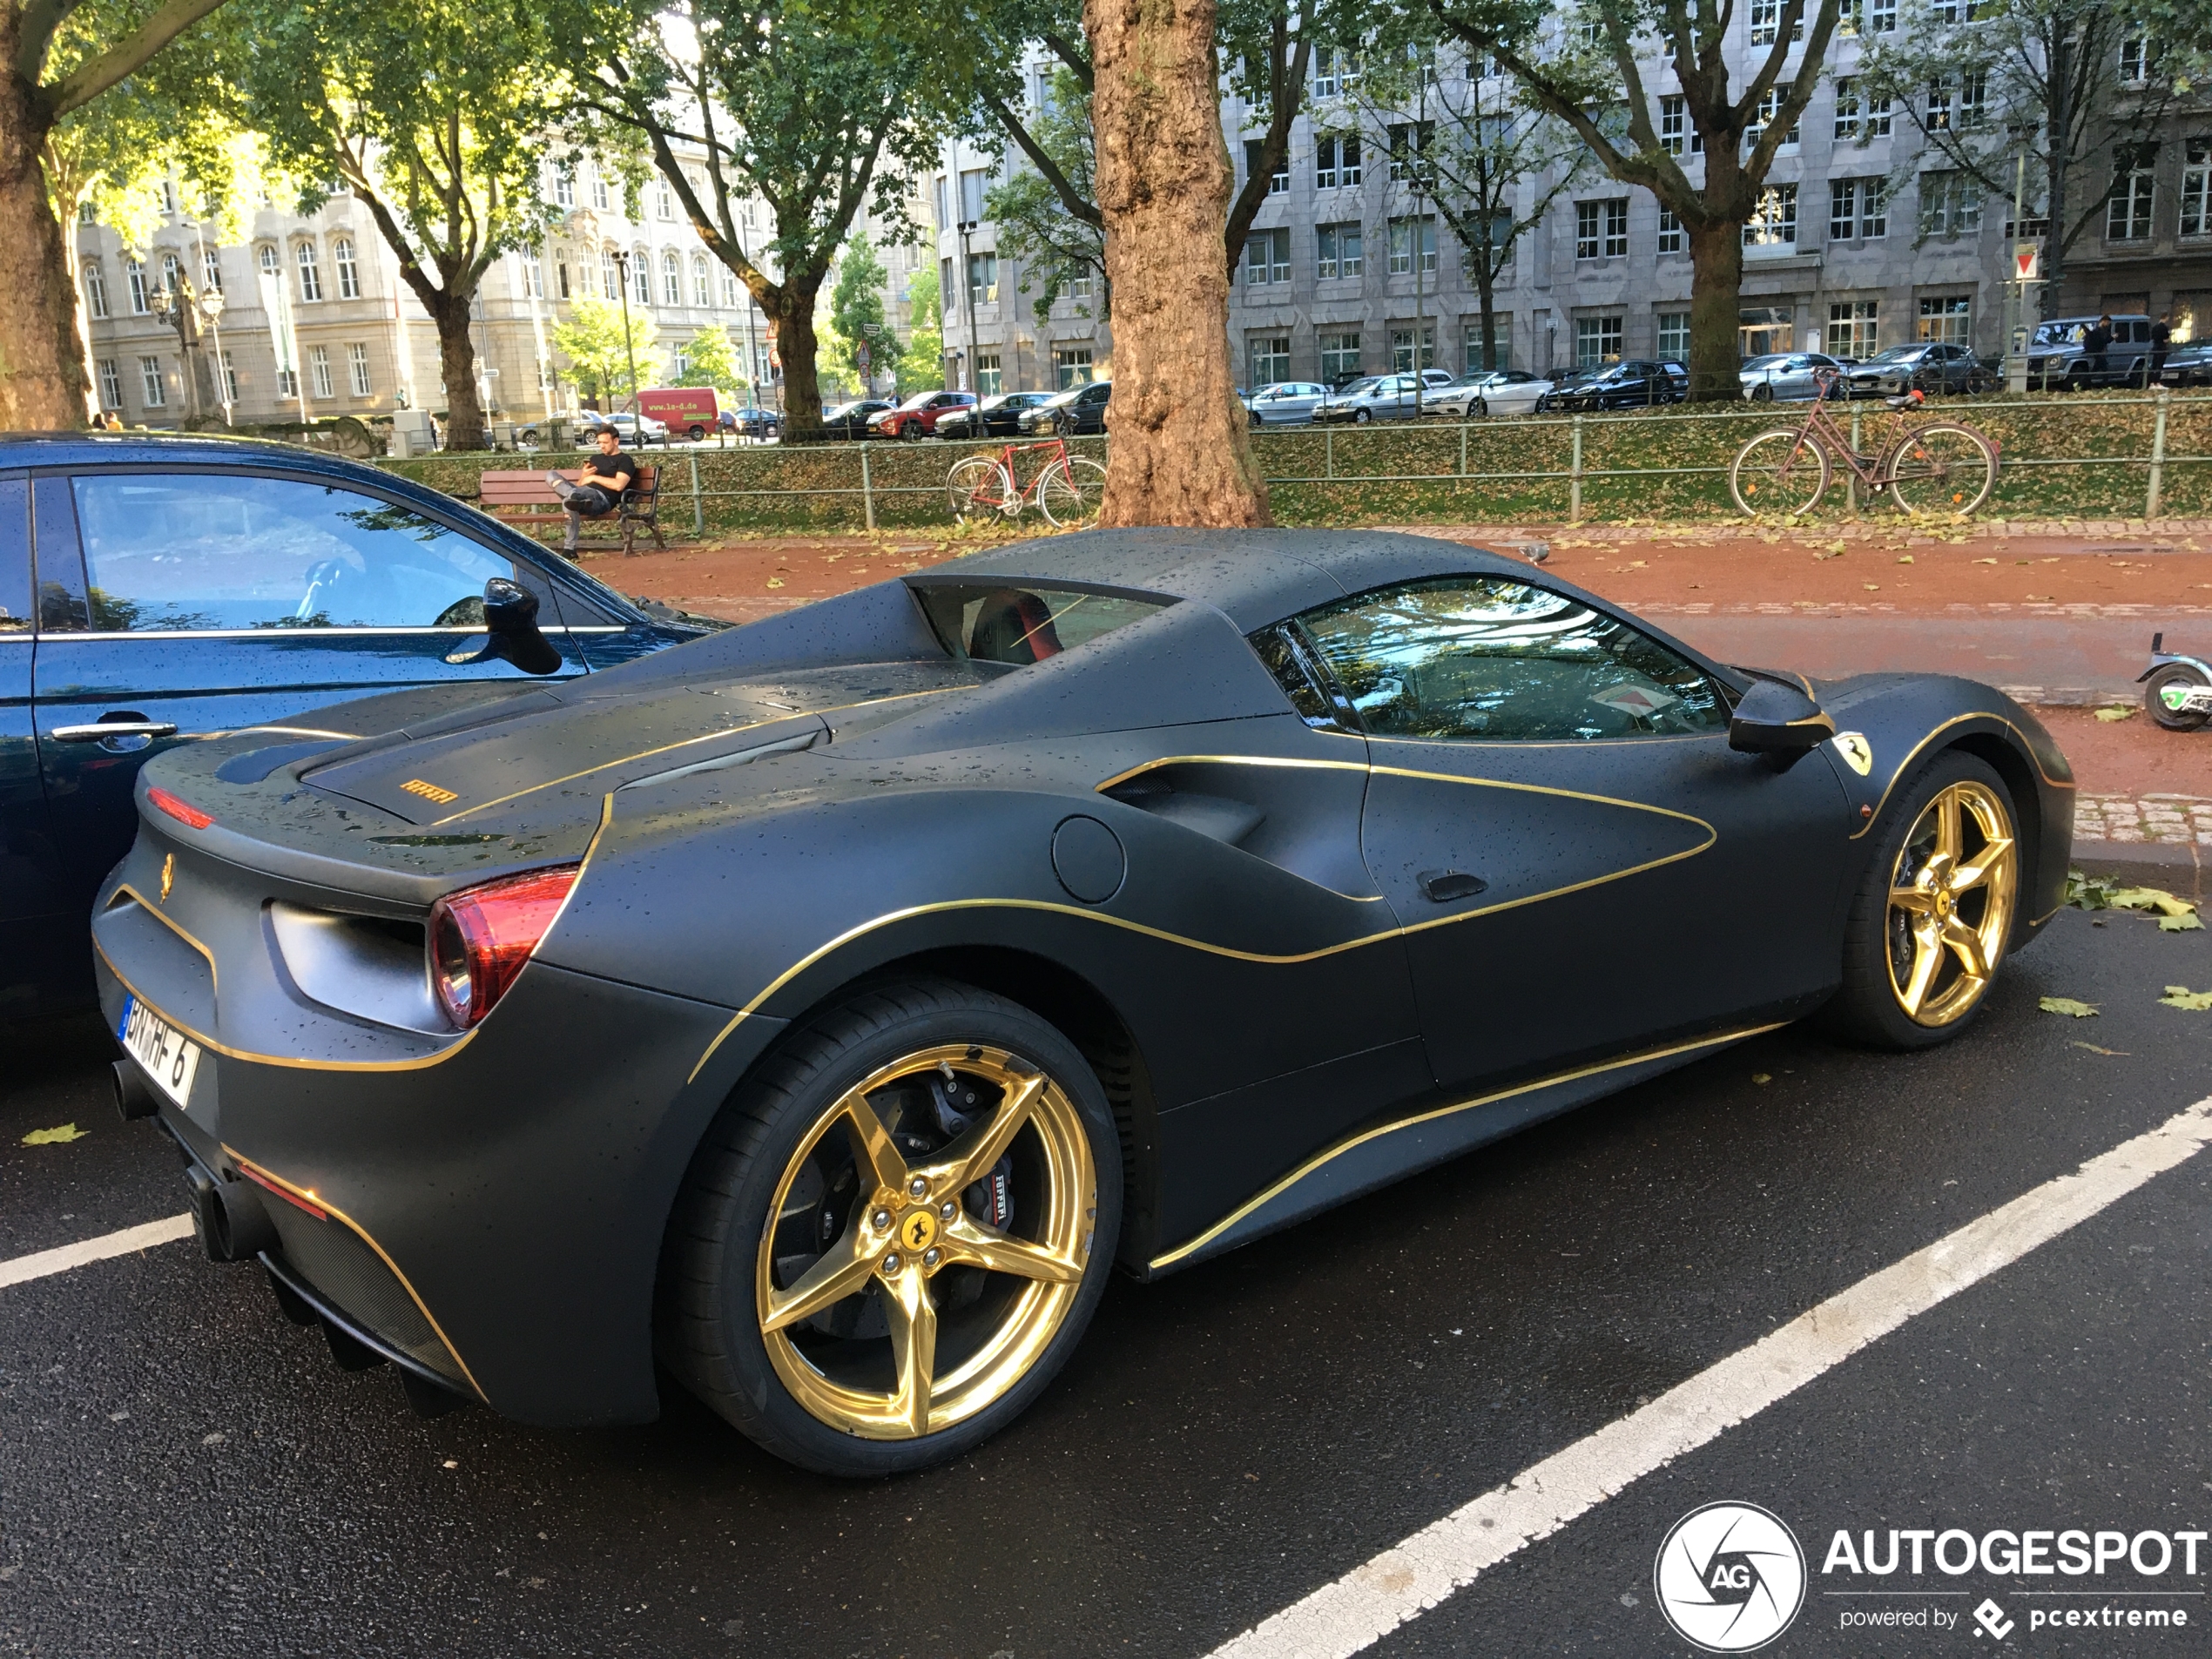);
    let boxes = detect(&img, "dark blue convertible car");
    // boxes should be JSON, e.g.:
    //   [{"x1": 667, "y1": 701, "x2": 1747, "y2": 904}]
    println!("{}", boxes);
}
[{"x1": 0, "y1": 434, "x2": 709, "y2": 1013}]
